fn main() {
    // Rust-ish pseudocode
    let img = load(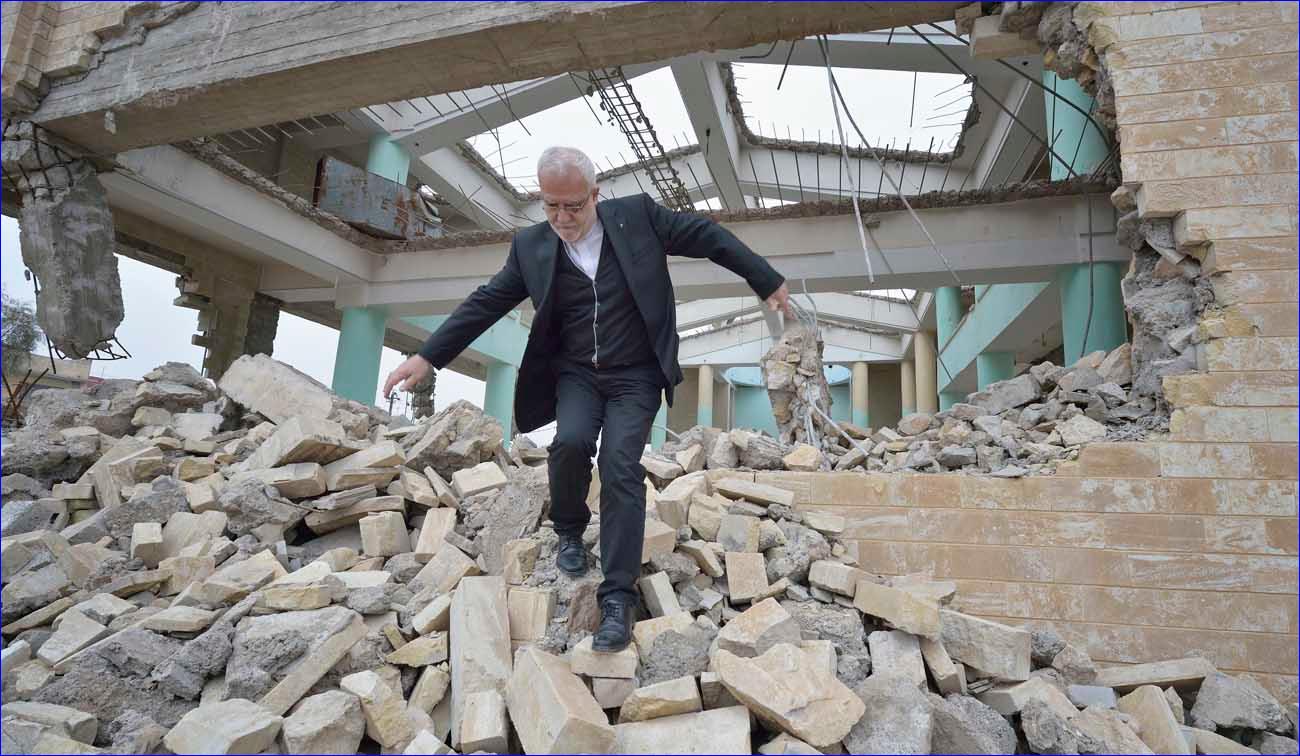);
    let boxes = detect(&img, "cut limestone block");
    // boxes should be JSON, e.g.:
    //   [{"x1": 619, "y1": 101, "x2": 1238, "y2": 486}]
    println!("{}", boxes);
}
[
  {"x1": 940, "y1": 609, "x2": 1031, "y2": 682},
  {"x1": 632, "y1": 612, "x2": 695, "y2": 663},
  {"x1": 281, "y1": 690, "x2": 364, "y2": 755},
  {"x1": 142, "y1": 606, "x2": 219, "y2": 633},
  {"x1": 449, "y1": 577, "x2": 512, "y2": 749},
  {"x1": 305, "y1": 495, "x2": 404, "y2": 535},
  {"x1": 340, "y1": 669, "x2": 415, "y2": 748},
  {"x1": 641, "y1": 518, "x2": 677, "y2": 563},
  {"x1": 688, "y1": 492, "x2": 724, "y2": 541},
  {"x1": 359, "y1": 511, "x2": 411, "y2": 558},
  {"x1": 255, "y1": 608, "x2": 368, "y2": 716},
  {"x1": 717, "y1": 598, "x2": 801, "y2": 658},
  {"x1": 681, "y1": 540, "x2": 724, "y2": 577},
  {"x1": 717, "y1": 513, "x2": 761, "y2": 553},
  {"x1": 413, "y1": 542, "x2": 480, "y2": 596},
  {"x1": 403, "y1": 729, "x2": 454, "y2": 755},
  {"x1": 397, "y1": 468, "x2": 439, "y2": 507},
  {"x1": 619, "y1": 675, "x2": 702, "y2": 723},
  {"x1": 613, "y1": 705, "x2": 751, "y2": 754},
  {"x1": 414, "y1": 508, "x2": 457, "y2": 563},
  {"x1": 725, "y1": 552, "x2": 769, "y2": 604},
  {"x1": 238, "y1": 463, "x2": 328, "y2": 499},
  {"x1": 594, "y1": 677, "x2": 638, "y2": 710},
  {"x1": 410, "y1": 665, "x2": 452, "y2": 714},
  {"x1": 387, "y1": 633, "x2": 449, "y2": 667},
  {"x1": 800, "y1": 511, "x2": 845, "y2": 536},
  {"x1": 163, "y1": 698, "x2": 283, "y2": 755},
  {"x1": 919, "y1": 636, "x2": 966, "y2": 695},
  {"x1": 715, "y1": 645, "x2": 865, "y2": 748},
  {"x1": 1, "y1": 700, "x2": 98, "y2": 744},
  {"x1": 570, "y1": 635, "x2": 638, "y2": 679},
  {"x1": 637, "y1": 572, "x2": 682, "y2": 617},
  {"x1": 502, "y1": 538, "x2": 540, "y2": 585},
  {"x1": 324, "y1": 440, "x2": 404, "y2": 476},
  {"x1": 713, "y1": 478, "x2": 794, "y2": 508},
  {"x1": 240, "y1": 416, "x2": 355, "y2": 471},
  {"x1": 868, "y1": 630, "x2": 926, "y2": 689},
  {"x1": 130, "y1": 522, "x2": 165, "y2": 568},
  {"x1": 978, "y1": 677, "x2": 1080, "y2": 720},
  {"x1": 413, "y1": 594, "x2": 453, "y2": 635},
  {"x1": 655, "y1": 472, "x2": 705, "y2": 529},
  {"x1": 2, "y1": 640, "x2": 32, "y2": 688},
  {"x1": 450, "y1": 462, "x2": 507, "y2": 498},
  {"x1": 423, "y1": 467, "x2": 460, "y2": 508},
  {"x1": 162, "y1": 510, "x2": 228, "y2": 560},
  {"x1": 507, "y1": 587, "x2": 554, "y2": 644},
  {"x1": 1118, "y1": 685, "x2": 1193, "y2": 755},
  {"x1": 35, "y1": 609, "x2": 109, "y2": 667},
  {"x1": 458, "y1": 689, "x2": 508, "y2": 753},
  {"x1": 1094, "y1": 657, "x2": 1217, "y2": 693},
  {"x1": 854, "y1": 580, "x2": 941, "y2": 637},
  {"x1": 807, "y1": 560, "x2": 864, "y2": 597},
  {"x1": 506, "y1": 646, "x2": 617, "y2": 754}
]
